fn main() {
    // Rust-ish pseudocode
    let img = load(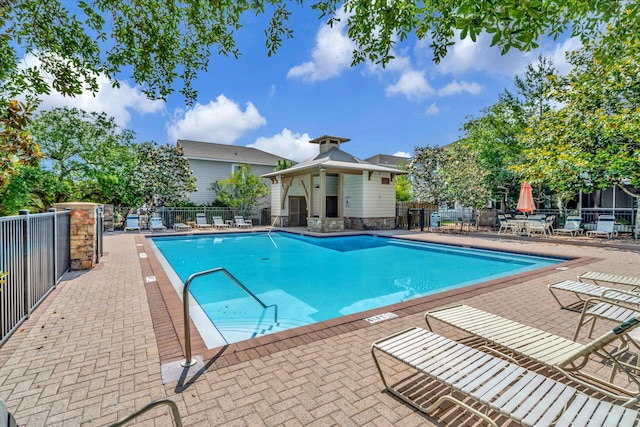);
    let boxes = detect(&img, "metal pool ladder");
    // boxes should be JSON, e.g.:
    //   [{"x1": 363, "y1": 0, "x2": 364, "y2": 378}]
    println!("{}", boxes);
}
[{"x1": 181, "y1": 267, "x2": 278, "y2": 367}]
